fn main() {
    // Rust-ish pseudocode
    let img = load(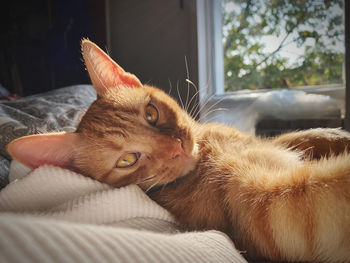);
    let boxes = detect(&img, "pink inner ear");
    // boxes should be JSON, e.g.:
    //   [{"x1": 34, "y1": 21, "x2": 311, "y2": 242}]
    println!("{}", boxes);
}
[
  {"x1": 6, "y1": 132, "x2": 79, "y2": 169},
  {"x1": 81, "y1": 39, "x2": 142, "y2": 95}
]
